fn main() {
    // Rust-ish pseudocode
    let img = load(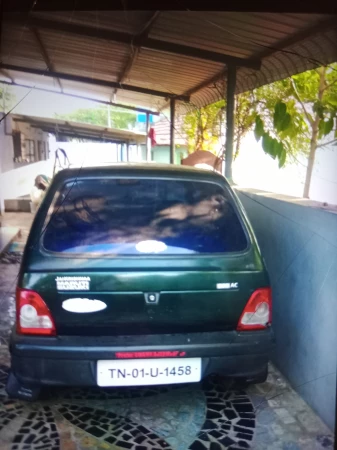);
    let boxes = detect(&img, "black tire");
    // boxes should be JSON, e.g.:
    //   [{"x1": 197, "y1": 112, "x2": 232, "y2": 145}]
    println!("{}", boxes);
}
[
  {"x1": 6, "y1": 371, "x2": 41, "y2": 402},
  {"x1": 234, "y1": 366, "x2": 268, "y2": 388}
]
